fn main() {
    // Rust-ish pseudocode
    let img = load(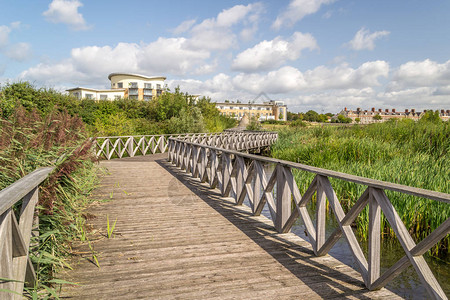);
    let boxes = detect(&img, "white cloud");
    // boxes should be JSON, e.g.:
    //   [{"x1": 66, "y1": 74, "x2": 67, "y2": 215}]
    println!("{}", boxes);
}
[
  {"x1": 348, "y1": 27, "x2": 390, "y2": 51},
  {"x1": 172, "y1": 19, "x2": 196, "y2": 35},
  {"x1": 185, "y1": 3, "x2": 263, "y2": 51},
  {"x1": 0, "y1": 25, "x2": 11, "y2": 48},
  {"x1": 232, "y1": 32, "x2": 318, "y2": 72},
  {"x1": 139, "y1": 38, "x2": 210, "y2": 74},
  {"x1": 169, "y1": 61, "x2": 389, "y2": 106},
  {"x1": 43, "y1": 0, "x2": 90, "y2": 31},
  {"x1": 0, "y1": 22, "x2": 33, "y2": 61},
  {"x1": 389, "y1": 59, "x2": 450, "y2": 90},
  {"x1": 5, "y1": 42, "x2": 32, "y2": 62},
  {"x1": 272, "y1": 0, "x2": 335, "y2": 30}
]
